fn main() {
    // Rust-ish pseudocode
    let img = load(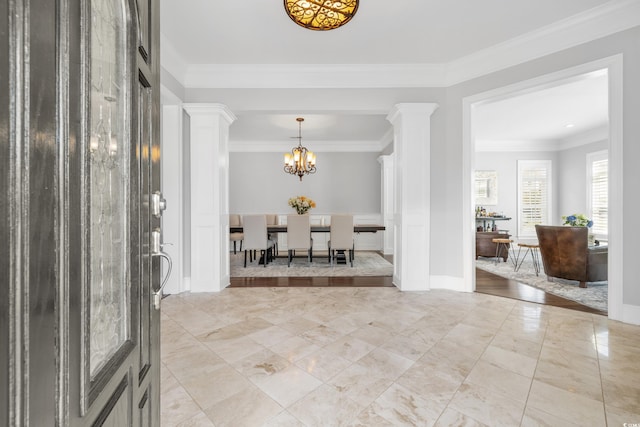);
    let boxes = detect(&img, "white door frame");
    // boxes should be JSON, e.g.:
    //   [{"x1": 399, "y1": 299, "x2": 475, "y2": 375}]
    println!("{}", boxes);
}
[{"x1": 462, "y1": 55, "x2": 623, "y2": 320}]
